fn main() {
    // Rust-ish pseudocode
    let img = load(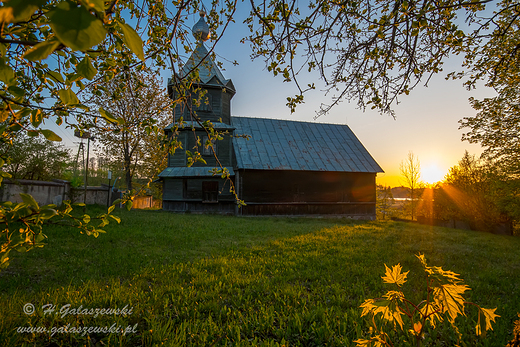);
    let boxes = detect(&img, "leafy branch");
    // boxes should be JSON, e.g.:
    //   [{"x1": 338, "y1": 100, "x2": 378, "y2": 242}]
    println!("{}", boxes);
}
[{"x1": 355, "y1": 254, "x2": 499, "y2": 346}]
